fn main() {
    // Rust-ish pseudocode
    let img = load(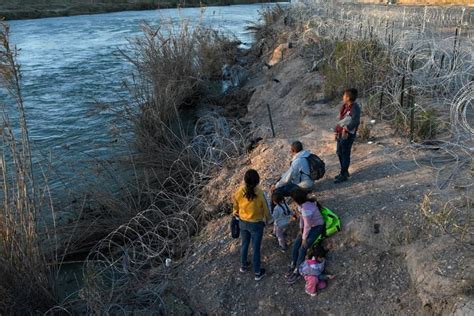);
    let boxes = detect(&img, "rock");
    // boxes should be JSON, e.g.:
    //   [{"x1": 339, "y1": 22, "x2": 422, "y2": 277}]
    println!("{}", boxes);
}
[{"x1": 267, "y1": 43, "x2": 292, "y2": 67}]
